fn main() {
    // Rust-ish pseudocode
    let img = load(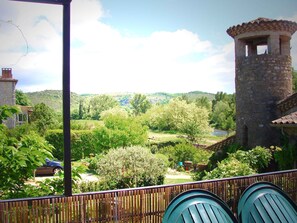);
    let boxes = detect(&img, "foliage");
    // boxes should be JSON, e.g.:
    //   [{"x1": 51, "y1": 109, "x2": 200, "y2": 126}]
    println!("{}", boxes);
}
[
  {"x1": 46, "y1": 130, "x2": 97, "y2": 160},
  {"x1": 70, "y1": 120, "x2": 102, "y2": 130},
  {"x1": 130, "y1": 94, "x2": 152, "y2": 116},
  {"x1": 211, "y1": 101, "x2": 235, "y2": 131},
  {"x1": 198, "y1": 146, "x2": 272, "y2": 181},
  {"x1": 87, "y1": 95, "x2": 119, "y2": 120},
  {"x1": 195, "y1": 96, "x2": 211, "y2": 111},
  {"x1": 229, "y1": 146, "x2": 272, "y2": 172},
  {"x1": 30, "y1": 103, "x2": 58, "y2": 135},
  {"x1": 144, "y1": 104, "x2": 172, "y2": 131},
  {"x1": 47, "y1": 114, "x2": 148, "y2": 160},
  {"x1": 100, "y1": 107, "x2": 129, "y2": 119},
  {"x1": 272, "y1": 143, "x2": 297, "y2": 170},
  {"x1": 207, "y1": 143, "x2": 242, "y2": 170},
  {"x1": 94, "y1": 114, "x2": 148, "y2": 151},
  {"x1": 95, "y1": 146, "x2": 167, "y2": 189},
  {"x1": 20, "y1": 166, "x2": 82, "y2": 198},
  {"x1": 0, "y1": 105, "x2": 19, "y2": 126},
  {"x1": 145, "y1": 99, "x2": 211, "y2": 141},
  {"x1": 202, "y1": 157, "x2": 256, "y2": 180},
  {"x1": 159, "y1": 142, "x2": 212, "y2": 168},
  {"x1": 211, "y1": 92, "x2": 236, "y2": 132},
  {"x1": 0, "y1": 131, "x2": 53, "y2": 199},
  {"x1": 15, "y1": 89, "x2": 31, "y2": 106}
]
